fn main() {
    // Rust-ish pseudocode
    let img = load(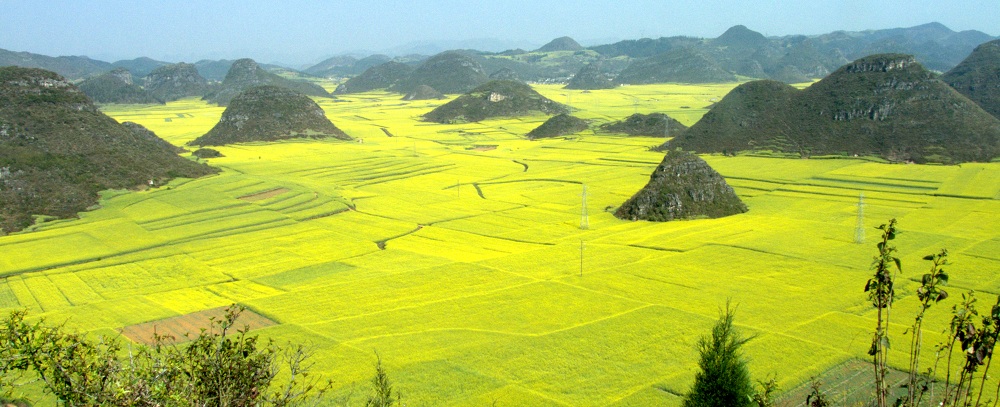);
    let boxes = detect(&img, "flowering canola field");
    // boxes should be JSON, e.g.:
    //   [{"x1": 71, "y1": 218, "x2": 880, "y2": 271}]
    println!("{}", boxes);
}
[{"x1": 3, "y1": 83, "x2": 999, "y2": 406}]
